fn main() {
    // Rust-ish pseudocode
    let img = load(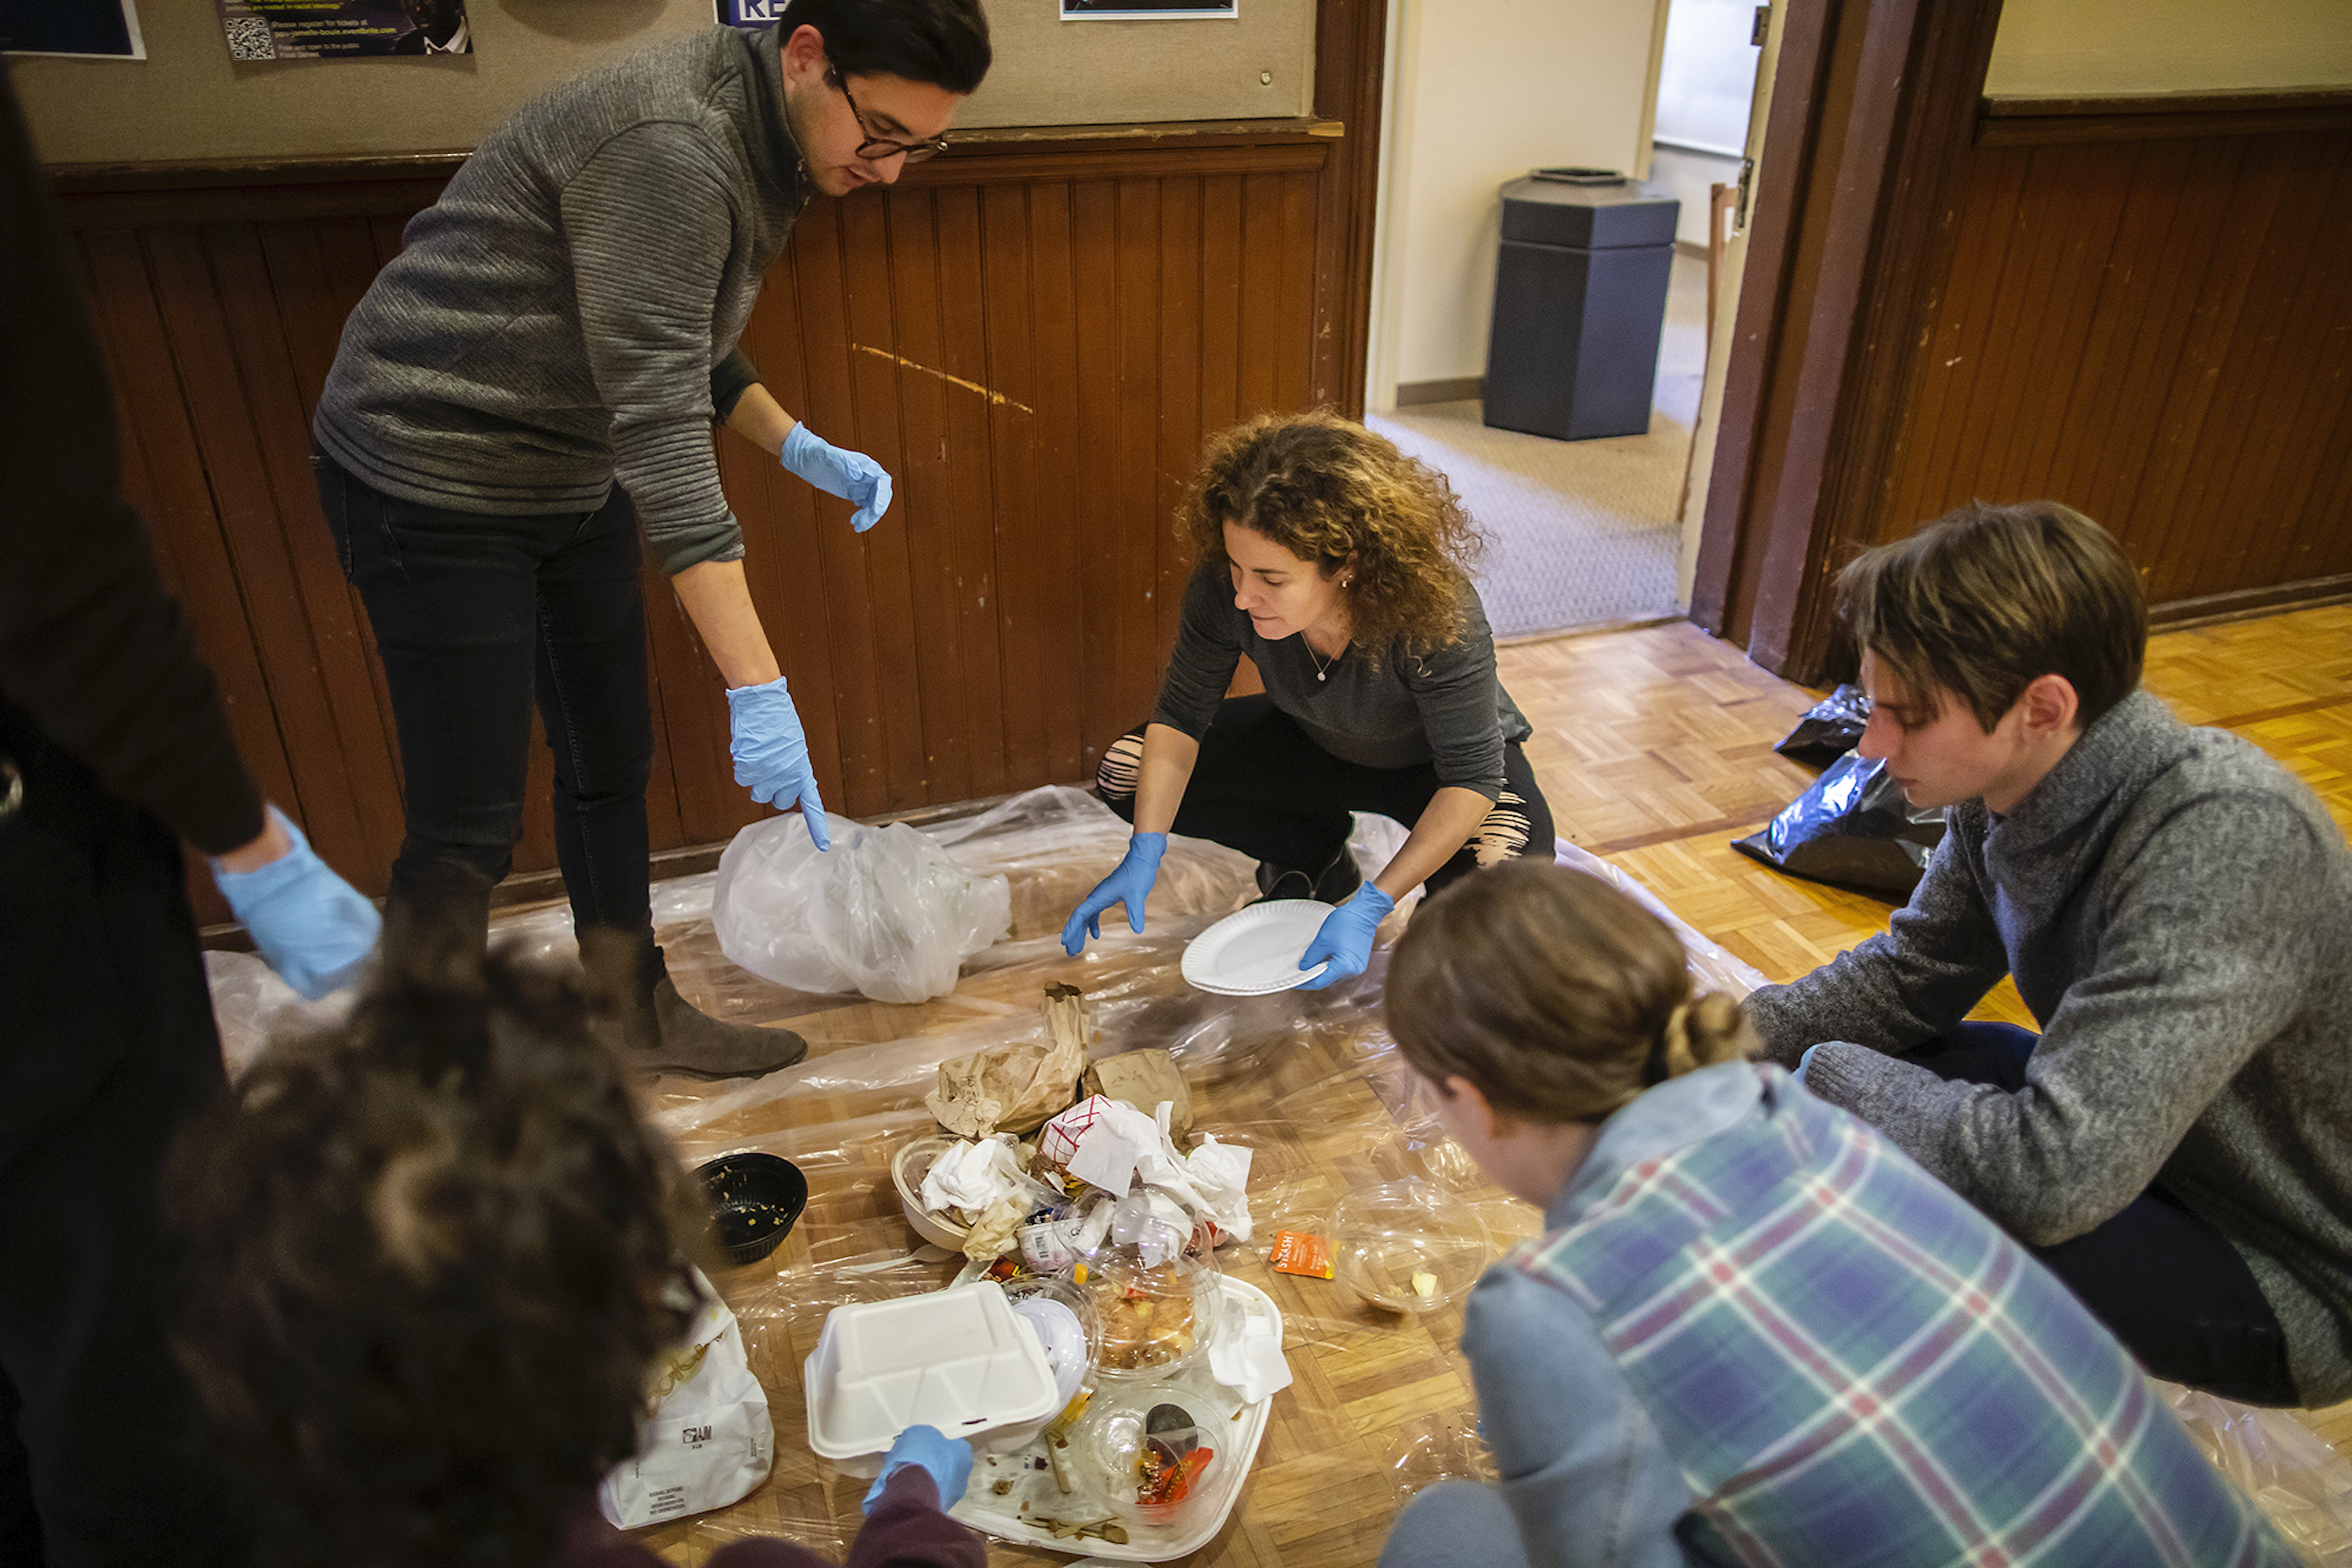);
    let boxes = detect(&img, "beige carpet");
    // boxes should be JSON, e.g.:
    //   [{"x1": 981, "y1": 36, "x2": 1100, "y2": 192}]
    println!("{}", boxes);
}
[{"x1": 1371, "y1": 252, "x2": 1706, "y2": 640}]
